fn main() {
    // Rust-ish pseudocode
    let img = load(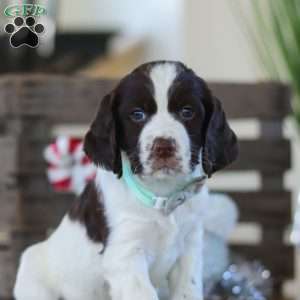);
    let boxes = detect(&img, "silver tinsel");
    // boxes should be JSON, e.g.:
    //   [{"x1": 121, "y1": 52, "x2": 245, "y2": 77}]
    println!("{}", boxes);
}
[{"x1": 204, "y1": 257, "x2": 272, "y2": 300}]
